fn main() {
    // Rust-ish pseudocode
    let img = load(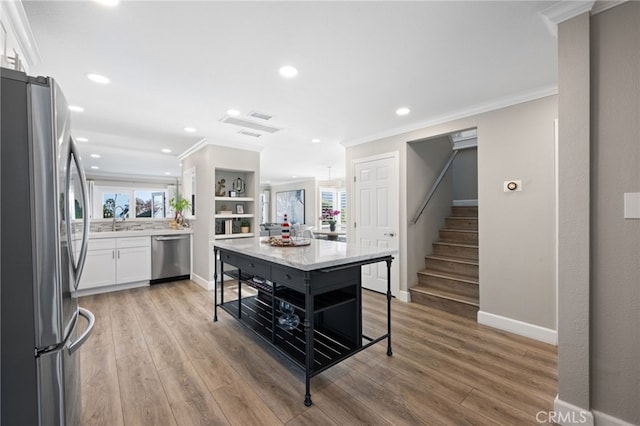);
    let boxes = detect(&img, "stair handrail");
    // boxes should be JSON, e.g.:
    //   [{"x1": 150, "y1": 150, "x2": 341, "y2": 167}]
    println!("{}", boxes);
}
[{"x1": 411, "y1": 150, "x2": 459, "y2": 225}]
